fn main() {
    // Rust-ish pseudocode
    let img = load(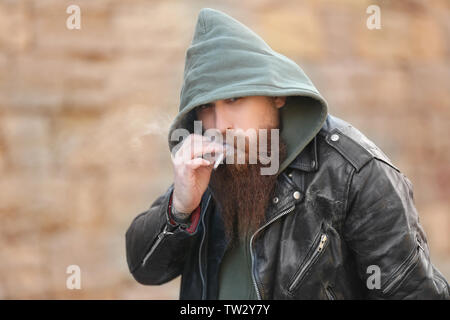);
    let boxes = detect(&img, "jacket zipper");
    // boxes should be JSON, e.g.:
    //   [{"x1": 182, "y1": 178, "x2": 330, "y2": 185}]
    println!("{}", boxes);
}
[
  {"x1": 198, "y1": 194, "x2": 212, "y2": 300},
  {"x1": 288, "y1": 232, "x2": 328, "y2": 293},
  {"x1": 325, "y1": 286, "x2": 336, "y2": 300},
  {"x1": 382, "y1": 245, "x2": 421, "y2": 295},
  {"x1": 250, "y1": 205, "x2": 296, "y2": 300},
  {"x1": 141, "y1": 224, "x2": 174, "y2": 266}
]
